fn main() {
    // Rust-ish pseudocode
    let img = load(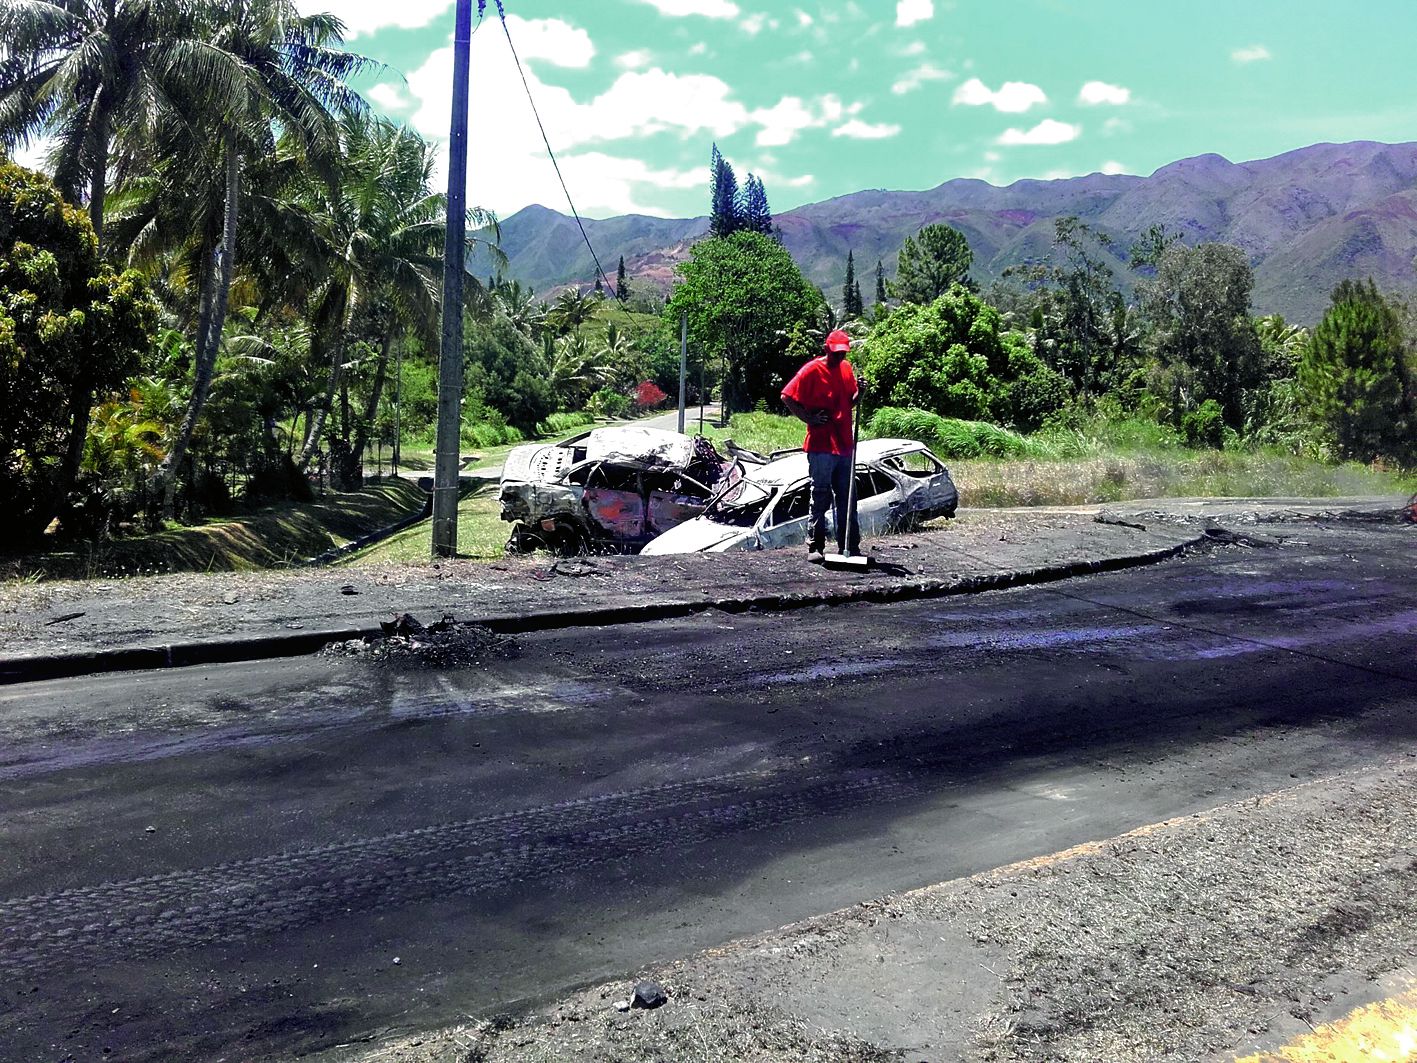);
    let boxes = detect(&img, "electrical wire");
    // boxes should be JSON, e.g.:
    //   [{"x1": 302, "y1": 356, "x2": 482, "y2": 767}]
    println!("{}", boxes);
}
[{"x1": 494, "y1": 7, "x2": 669, "y2": 360}]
